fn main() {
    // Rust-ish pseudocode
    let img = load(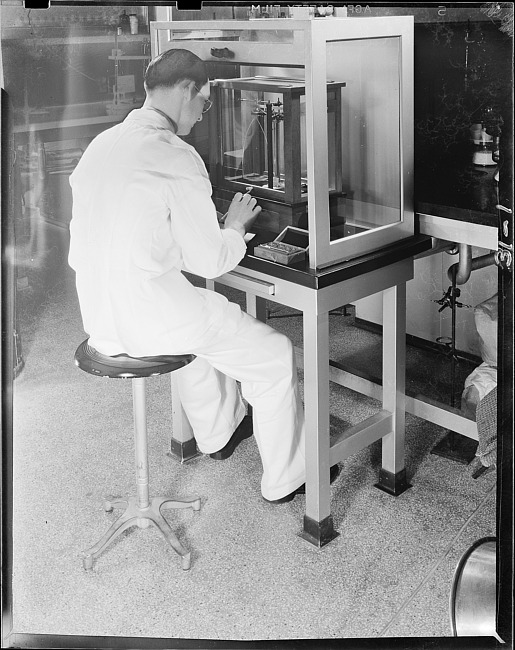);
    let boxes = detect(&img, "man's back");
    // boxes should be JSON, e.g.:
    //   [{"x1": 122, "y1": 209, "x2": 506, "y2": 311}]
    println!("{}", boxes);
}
[{"x1": 68, "y1": 108, "x2": 245, "y2": 357}]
